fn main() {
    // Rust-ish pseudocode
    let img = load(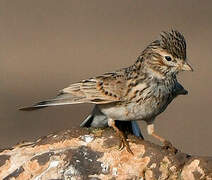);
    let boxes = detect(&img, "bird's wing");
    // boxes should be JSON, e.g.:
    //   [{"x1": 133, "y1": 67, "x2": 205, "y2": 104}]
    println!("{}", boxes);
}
[
  {"x1": 61, "y1": 71, "x2": 127, "y2": 104},
  {"x1": 20, "y1": 70, "x2": 128, "y2": 110}
]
